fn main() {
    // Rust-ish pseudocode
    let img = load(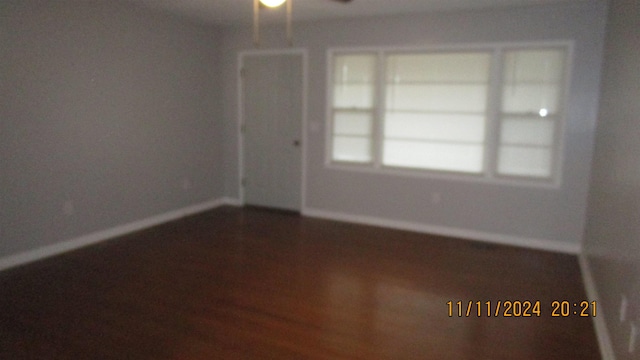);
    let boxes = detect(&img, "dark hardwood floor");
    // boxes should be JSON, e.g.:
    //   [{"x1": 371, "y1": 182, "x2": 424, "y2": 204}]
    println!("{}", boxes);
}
[{"x1": 0, "y1": 206, "x2": 600, "y2": 359}]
